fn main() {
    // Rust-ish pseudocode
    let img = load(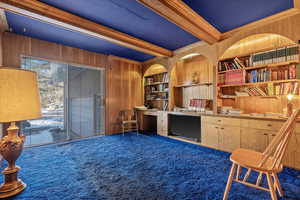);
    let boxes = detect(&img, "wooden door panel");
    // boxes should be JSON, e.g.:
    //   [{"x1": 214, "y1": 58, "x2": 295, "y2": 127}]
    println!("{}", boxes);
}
[
  {"x1": 240, "y1": 128, "x2": 268, "y2": 152},
  {"x1": 201, "y1": 123, "x2": 219, "y2": 149},
  {"x1": 220, "y1": 126, "x2": 240, "y2": 152}
]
